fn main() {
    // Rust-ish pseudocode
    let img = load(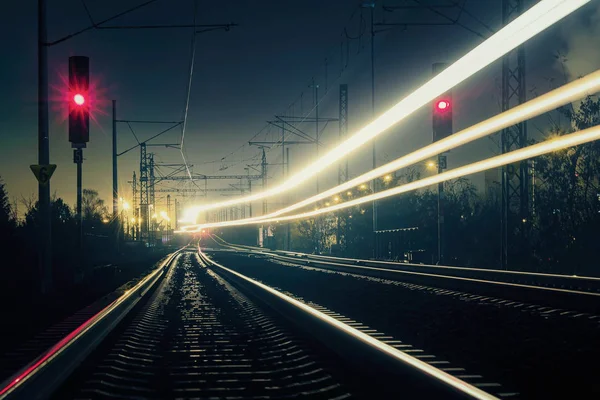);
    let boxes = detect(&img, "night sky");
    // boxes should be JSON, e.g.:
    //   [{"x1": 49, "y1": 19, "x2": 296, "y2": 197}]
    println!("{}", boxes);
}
[{"x1": 1, "y1": 0, "x2": 598, "y2": 218}]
